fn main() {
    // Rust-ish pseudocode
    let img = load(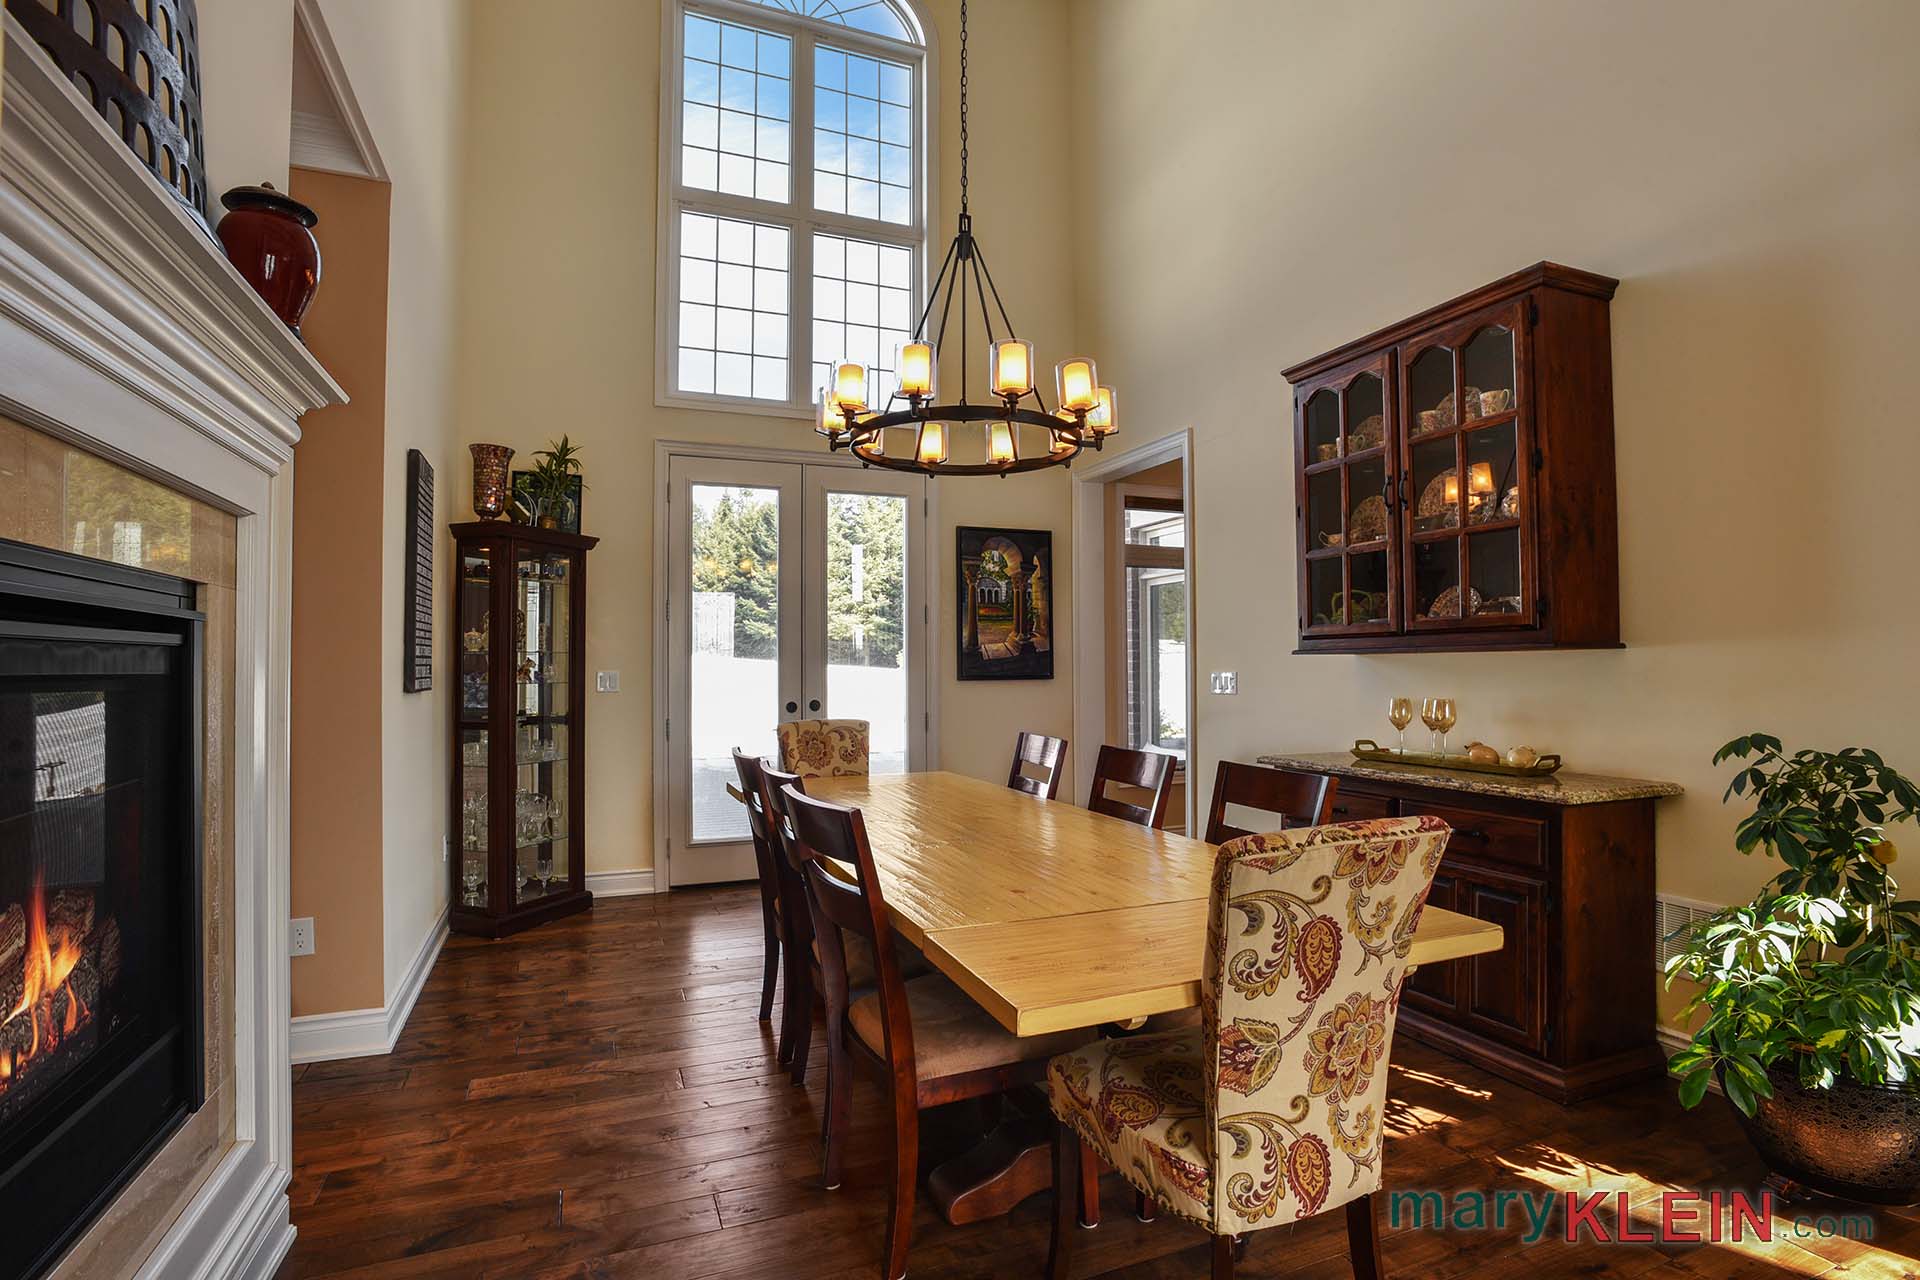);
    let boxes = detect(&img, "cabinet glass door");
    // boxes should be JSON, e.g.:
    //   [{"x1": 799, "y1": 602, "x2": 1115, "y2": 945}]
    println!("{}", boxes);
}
[
  {"x1": 512, "y1": 547, "x2": 575, "y2": 904},
  {"x1": 1400, "y1": 302, "x2": 1532, "y2": 629},
  {"x1": 457, "y1": 541, "x2": 495, "y2": 908},
  {"x1": 1298, "y1": 358, "x2": 1397, "y2": 636}
]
